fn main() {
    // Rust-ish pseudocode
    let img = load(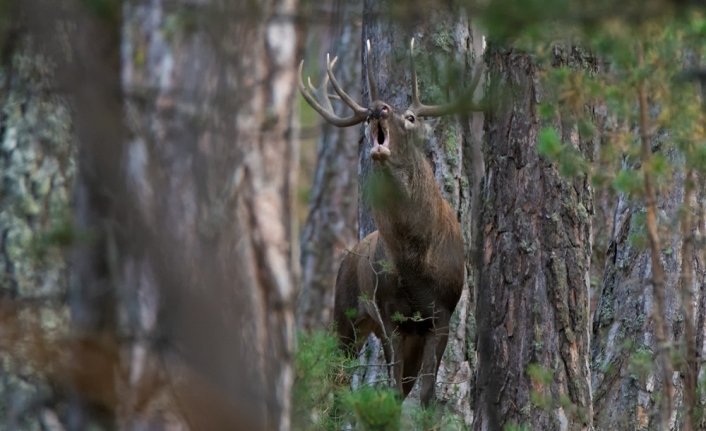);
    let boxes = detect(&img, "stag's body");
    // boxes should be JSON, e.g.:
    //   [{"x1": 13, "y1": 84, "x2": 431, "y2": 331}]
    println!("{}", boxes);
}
[
  {"x1": 299, "y1": 40, "x2": 480, "y2": 406},
  {"x1": 334, "y1": 128, "x2": 464, "y2": 403}
]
